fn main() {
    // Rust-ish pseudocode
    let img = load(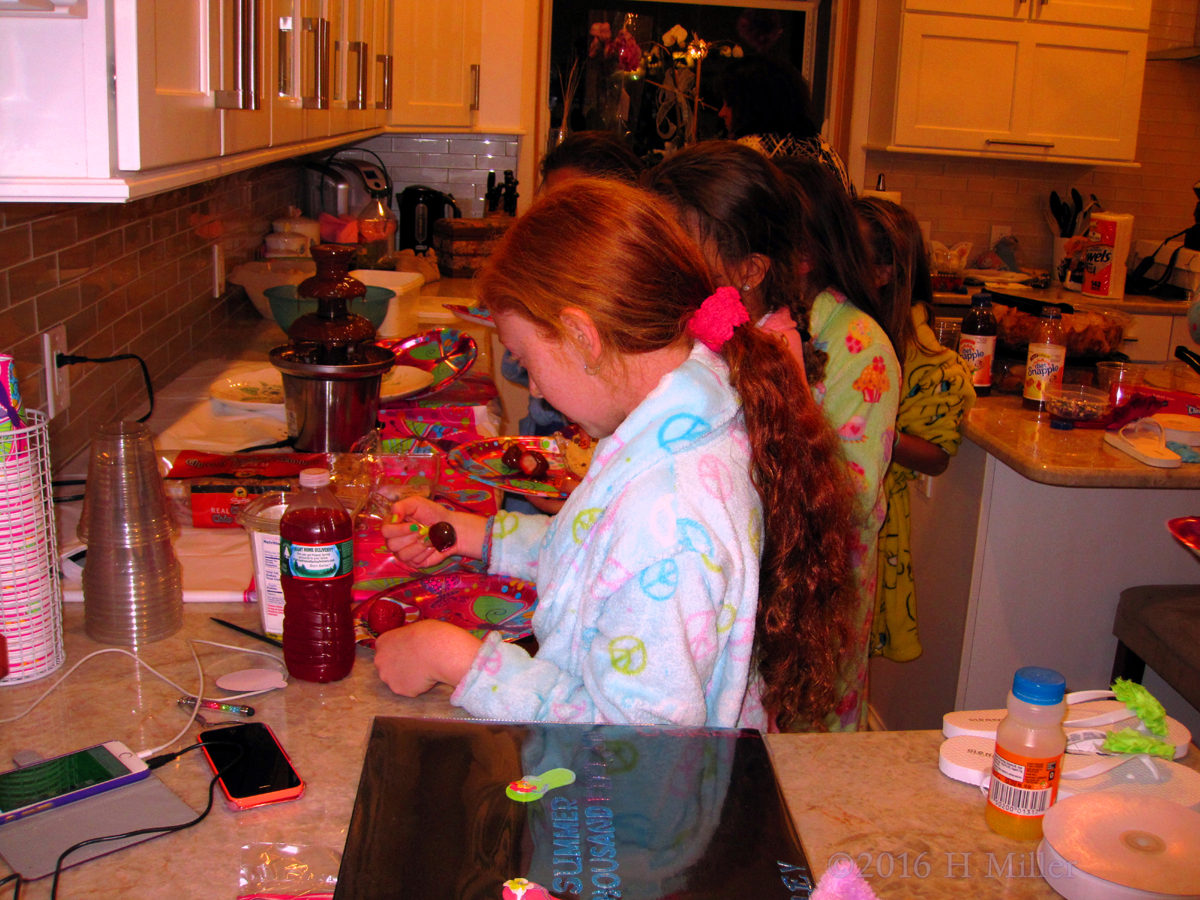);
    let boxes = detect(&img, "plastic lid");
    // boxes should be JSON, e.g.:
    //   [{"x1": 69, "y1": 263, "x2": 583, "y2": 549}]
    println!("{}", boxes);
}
[
  {"x1": 299, "y1": 468, "x2": 331, "y2": 488},
  {"x1": 971, "y1": 291, "x2": 993, "y2": 308},
  {"x1": 1012, "y1": 667, "x2": 1066, "y2": 705}
]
